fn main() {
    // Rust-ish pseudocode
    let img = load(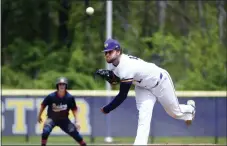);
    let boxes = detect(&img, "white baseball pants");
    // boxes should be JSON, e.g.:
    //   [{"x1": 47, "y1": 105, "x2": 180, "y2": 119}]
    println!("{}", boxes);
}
[{"x1": 133, "y1": 70, "x2": 194, "y2": 145}]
